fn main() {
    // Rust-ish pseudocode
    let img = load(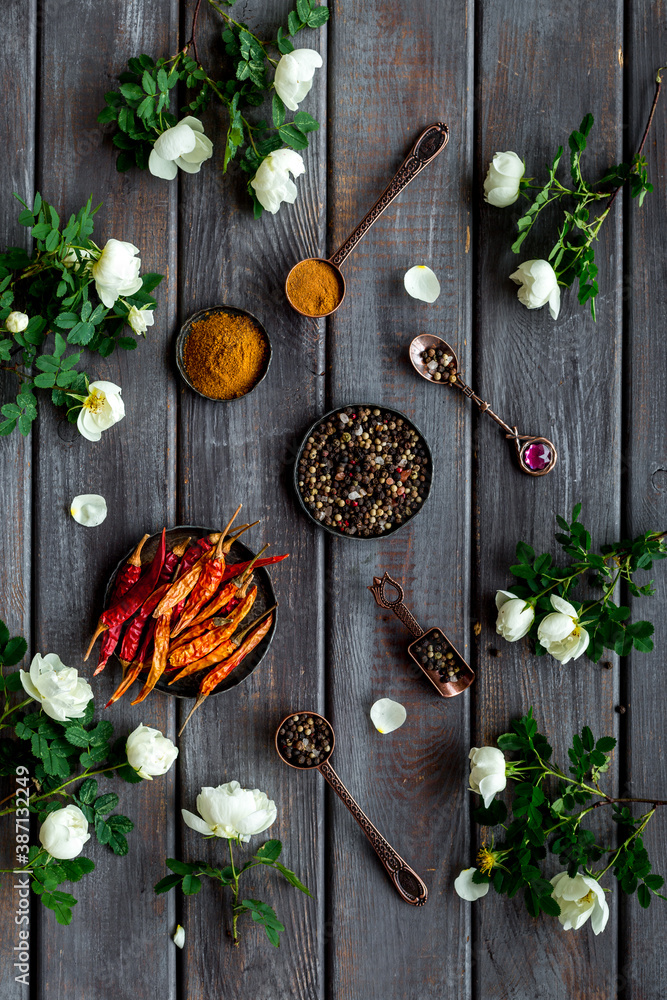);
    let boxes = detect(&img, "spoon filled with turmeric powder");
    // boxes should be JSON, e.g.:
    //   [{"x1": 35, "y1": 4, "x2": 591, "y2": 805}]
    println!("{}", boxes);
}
[
  {"x1": 176, "y1": 306, "x2": 272, "y2": 401},
  {"x1": 285, "y1": 123, "x2": 449, "y2": 318}
]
